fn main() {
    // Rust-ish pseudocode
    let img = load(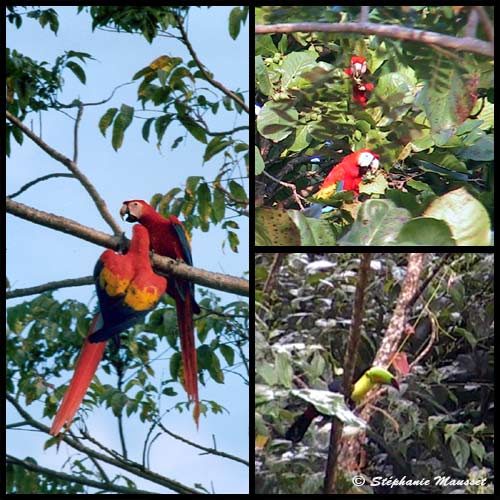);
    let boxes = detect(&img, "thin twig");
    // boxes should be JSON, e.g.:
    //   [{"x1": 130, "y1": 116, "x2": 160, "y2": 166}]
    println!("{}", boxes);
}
[
  {"x1": 261, "y1": 170, "x2": 306, "y2": 210},
  {"x1": 8, "y1": 173, "x2": 75, "y2": 199},
  {"x1": 174, "y1": 13, "x2": 249, "y2": 113},
  {"x1": 6, "y1": 110, "x2": 123, "y2": 236}
]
